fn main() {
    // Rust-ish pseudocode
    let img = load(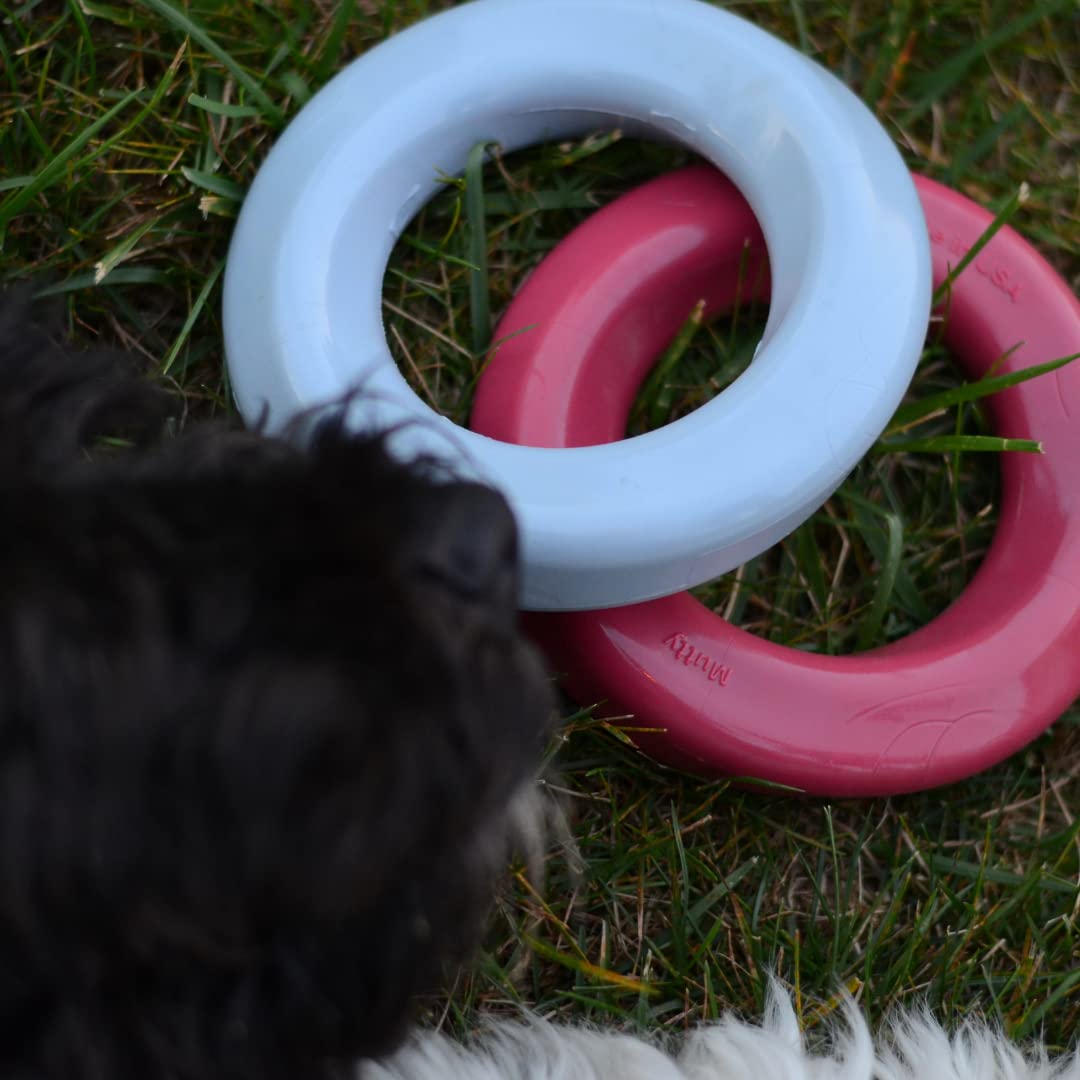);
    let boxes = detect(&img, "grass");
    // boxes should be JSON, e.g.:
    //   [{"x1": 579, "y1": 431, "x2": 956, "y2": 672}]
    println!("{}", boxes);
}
[{"x1": 3, "y1": 0, "x2": 1080, "y2": 1052}]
